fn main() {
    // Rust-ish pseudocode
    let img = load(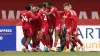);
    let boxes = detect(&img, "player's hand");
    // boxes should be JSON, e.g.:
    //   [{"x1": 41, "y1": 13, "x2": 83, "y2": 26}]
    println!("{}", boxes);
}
[
  {"x1": 63, "y1": 16, "x2": 67, "y2": 18},
  {"x1": 44, "y1": 11, "x2": 48, "y2": 15}
]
